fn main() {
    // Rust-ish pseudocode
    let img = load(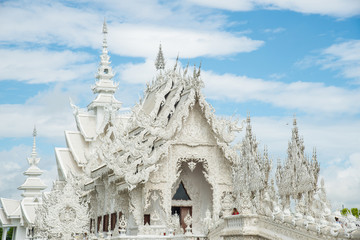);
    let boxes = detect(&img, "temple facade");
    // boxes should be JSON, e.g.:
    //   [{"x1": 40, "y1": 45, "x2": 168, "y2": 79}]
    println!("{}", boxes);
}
[{"x1": 31, "y1": 22, "x2": 360, "y2": 240}]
